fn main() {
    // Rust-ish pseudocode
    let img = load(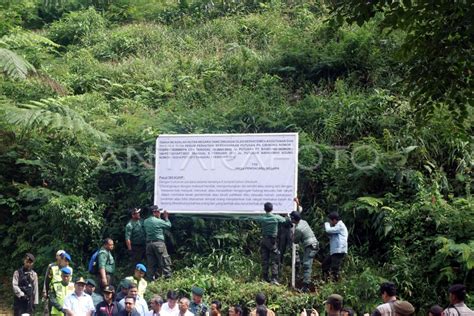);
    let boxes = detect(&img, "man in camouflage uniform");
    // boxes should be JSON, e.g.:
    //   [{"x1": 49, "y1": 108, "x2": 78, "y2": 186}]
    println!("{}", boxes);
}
[
  {"x1": 189, "y1": 287, "x2": 208, "y2": 316},
  {"x1": 290, "y1": 205, "x2": 319, "y2": 293}
]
